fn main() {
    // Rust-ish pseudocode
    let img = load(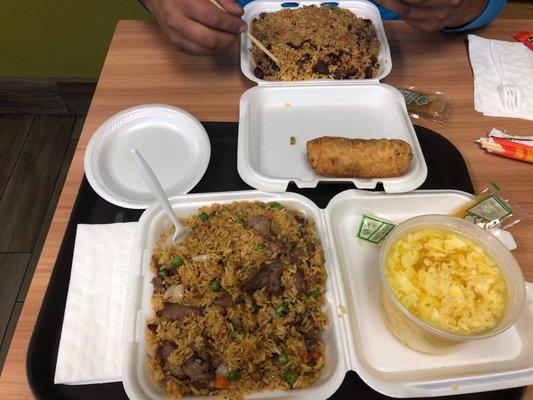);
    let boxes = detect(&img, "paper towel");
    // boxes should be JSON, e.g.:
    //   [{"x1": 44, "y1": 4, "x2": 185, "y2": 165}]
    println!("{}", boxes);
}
[
  {"x1": 54, "y1": 222, "x2": 137, "y2": 385},
  {"x1": 468, "y1": 35, "x2": 533, "y2": 121}
]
